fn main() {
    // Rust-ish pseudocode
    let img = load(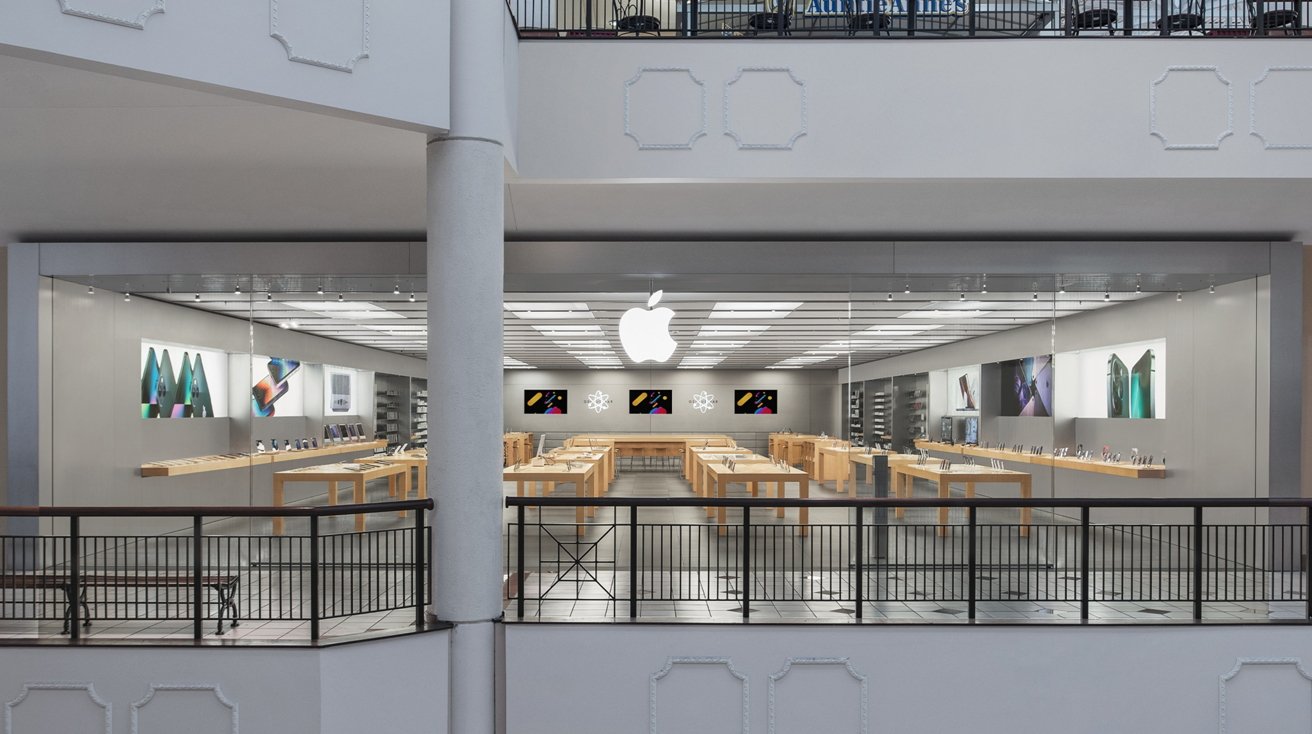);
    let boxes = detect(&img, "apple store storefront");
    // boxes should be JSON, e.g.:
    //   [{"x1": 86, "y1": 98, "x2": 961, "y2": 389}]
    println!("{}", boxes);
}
[{"x1": 2, "y1": 239, "x2": 1304, "y2": 639}]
